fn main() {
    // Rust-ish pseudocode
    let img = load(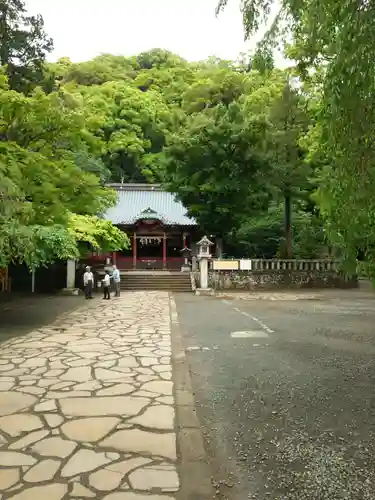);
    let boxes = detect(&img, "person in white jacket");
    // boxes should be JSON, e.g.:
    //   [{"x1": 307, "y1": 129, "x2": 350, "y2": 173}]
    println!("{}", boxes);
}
[
  {"x1": 83, "y1": 266, "x2": 94, "y2": 299},
  {"x1": 102, "y1": 271, "x2": 111, "y2": 300}
]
